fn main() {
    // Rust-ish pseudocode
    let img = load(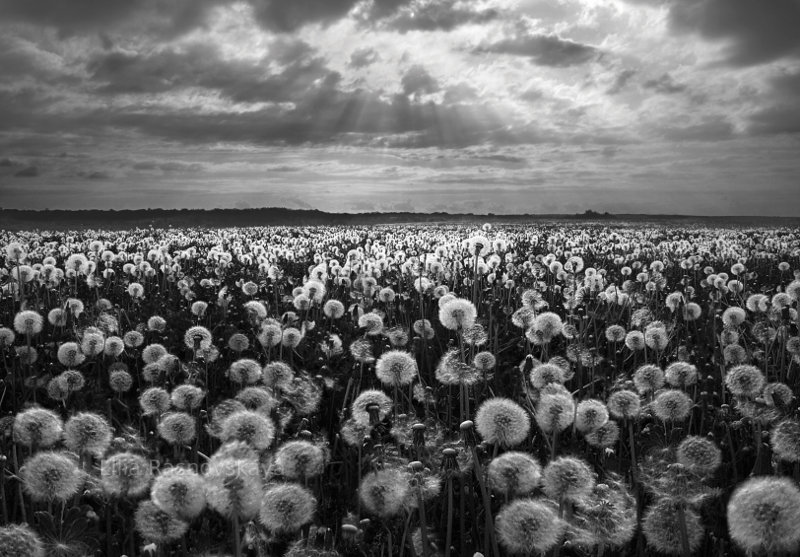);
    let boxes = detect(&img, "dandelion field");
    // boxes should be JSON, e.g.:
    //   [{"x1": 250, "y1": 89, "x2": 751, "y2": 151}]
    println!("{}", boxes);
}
[{"x1": 1, "y1": 222, "x2": 800, "y2": 557}]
